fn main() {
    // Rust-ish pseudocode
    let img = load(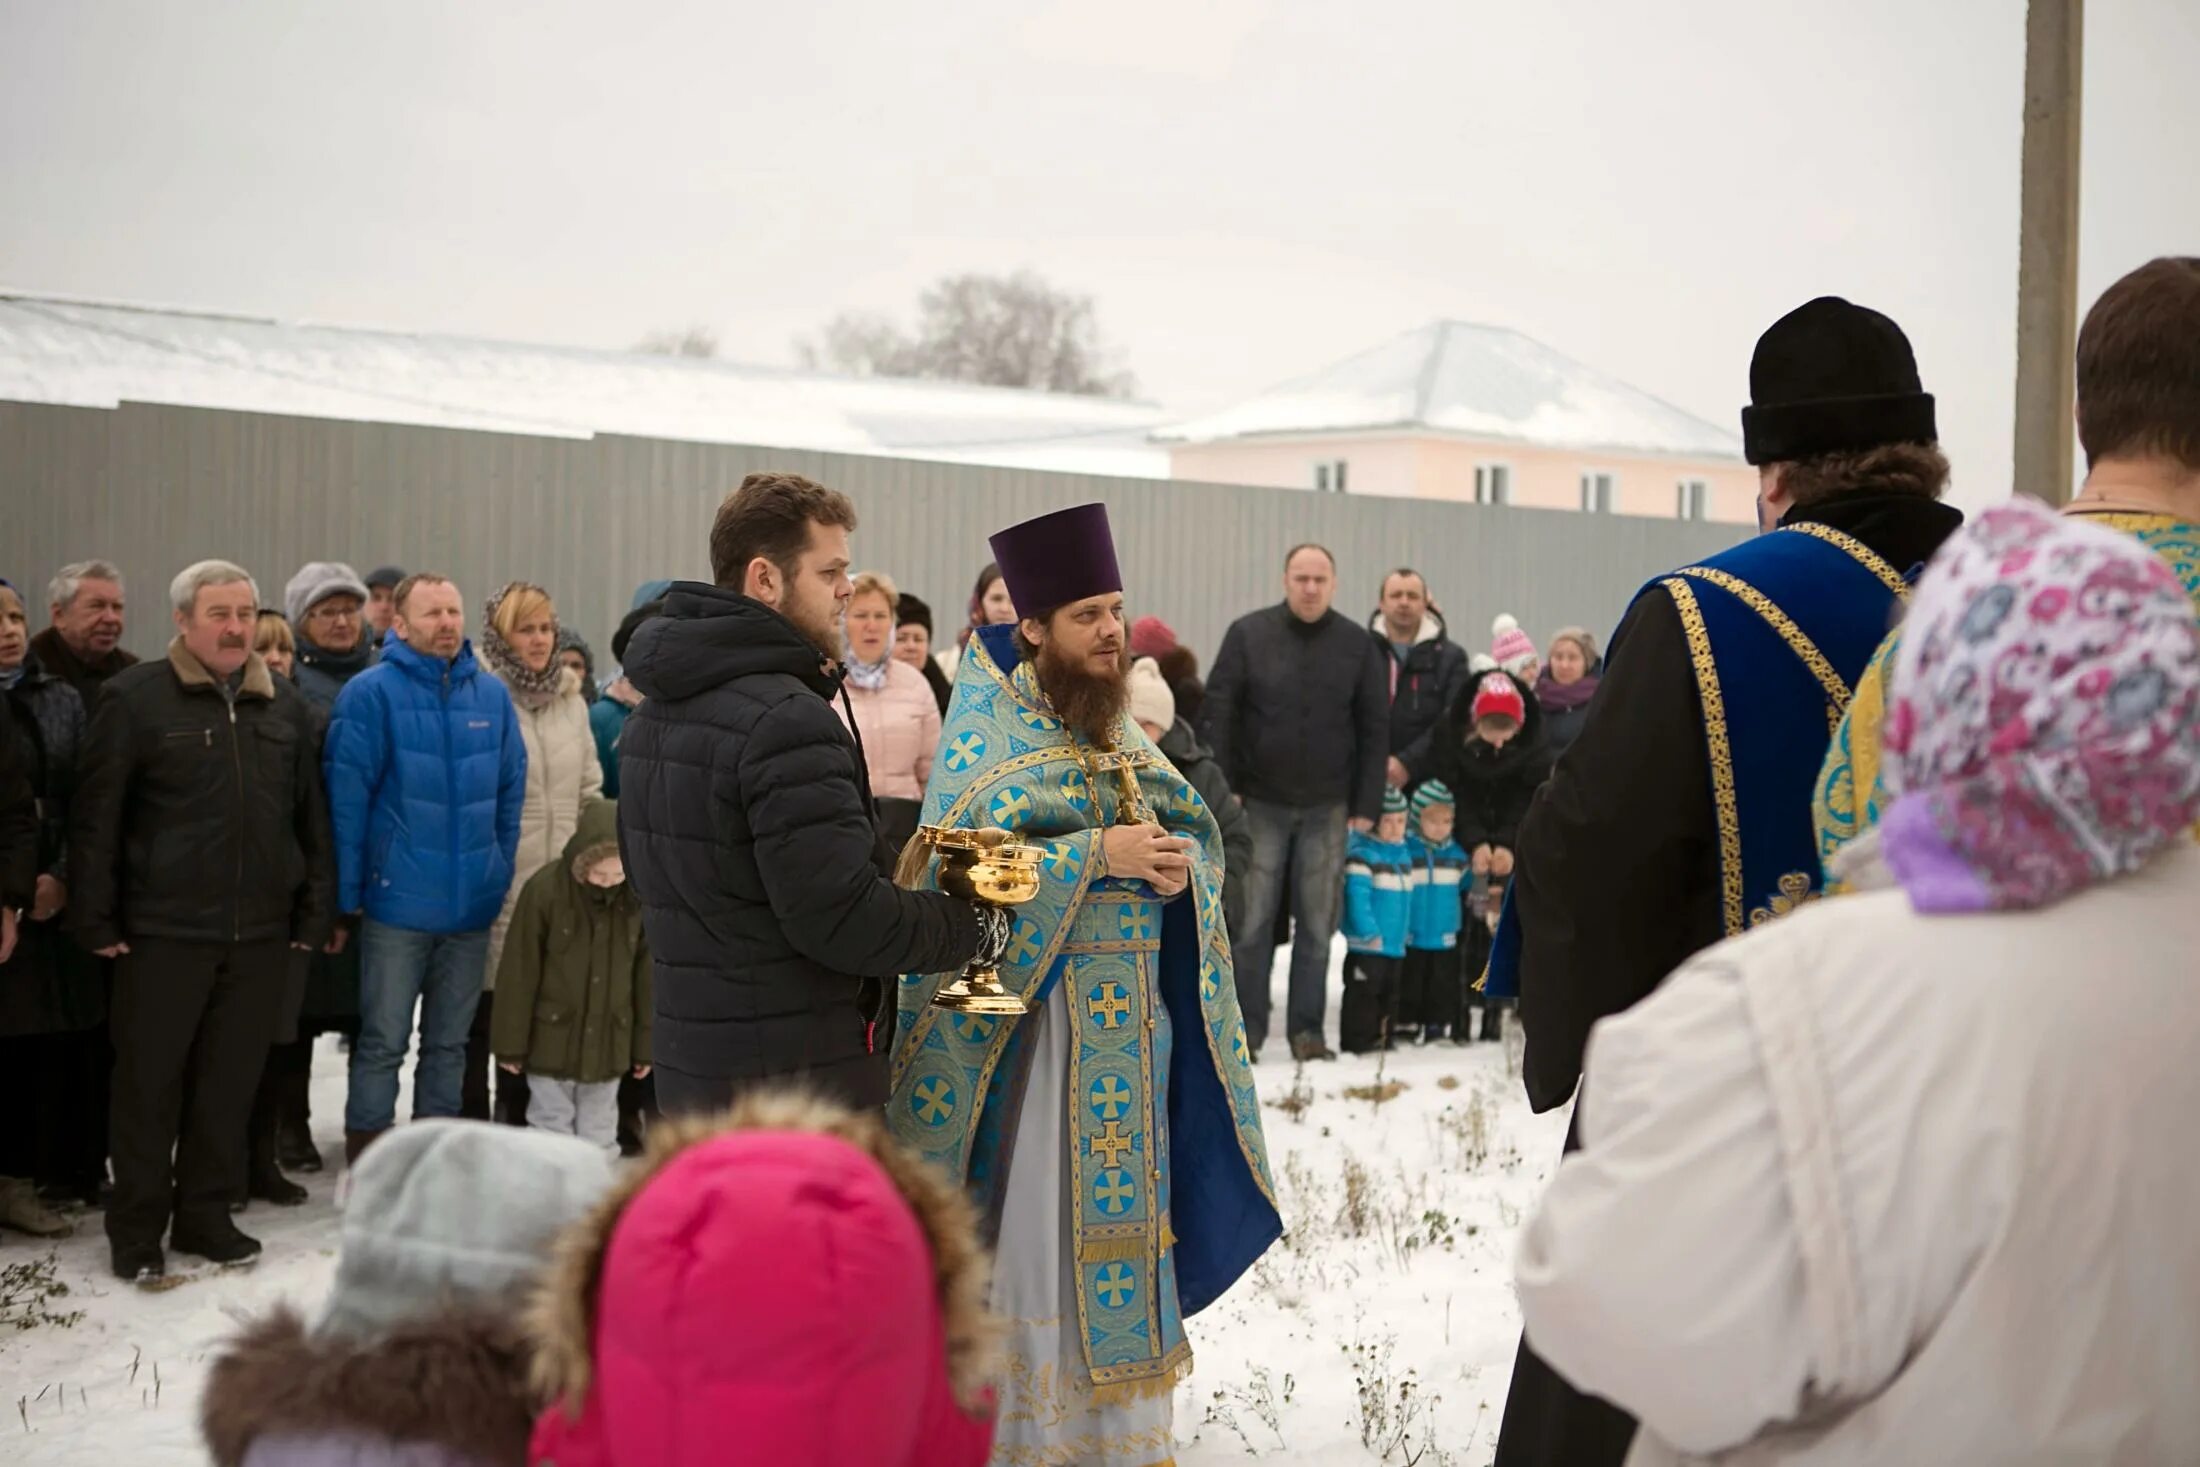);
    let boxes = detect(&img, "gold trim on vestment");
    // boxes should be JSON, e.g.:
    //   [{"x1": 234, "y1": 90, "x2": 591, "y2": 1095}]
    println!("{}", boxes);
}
[
  {"x1": 1785, "y1": 522, "x2": 1911, "y2": 598},
  {"x1": 1663, "y1": 578, "x2": 1745, "y2": 936},
  {"x1": 1674, "y1": 566, "x2": 1852, "y2": 714}
]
